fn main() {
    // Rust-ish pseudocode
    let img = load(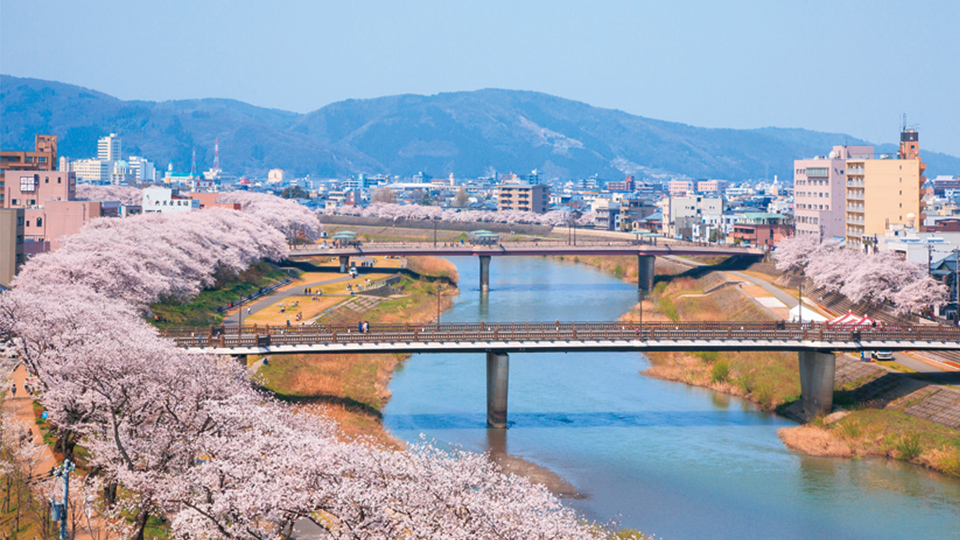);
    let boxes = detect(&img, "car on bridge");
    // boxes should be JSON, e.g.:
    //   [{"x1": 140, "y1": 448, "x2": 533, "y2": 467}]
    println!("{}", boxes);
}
[{"x1": 872, "y1": 350, "x2": 894, "y2": 361}]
